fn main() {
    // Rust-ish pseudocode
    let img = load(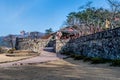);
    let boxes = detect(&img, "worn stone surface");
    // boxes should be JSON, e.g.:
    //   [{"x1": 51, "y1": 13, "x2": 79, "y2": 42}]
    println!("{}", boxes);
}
[
  {"x1": 16, "y1": 38, "x2": 54, "y2": 53},
  {"x1": 56, "y1": 27, "x2": 120, "y2": 60}
]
